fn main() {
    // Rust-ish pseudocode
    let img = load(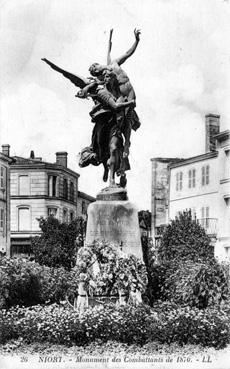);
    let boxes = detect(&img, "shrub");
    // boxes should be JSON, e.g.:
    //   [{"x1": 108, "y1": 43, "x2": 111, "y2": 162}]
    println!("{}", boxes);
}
[
  {"x1": 162, "y1": 259, "x2": 229, "y2": 308},
  {"x1": 152, "y1": 301, "x2": 230, "y2": 349},
  {"x1": 31, "y1": 216, "x2": 86, "y2": 270},
  {"x1": 144, "y1": 262, "x2": 169, "y2": 305},
  {"x1": 0, "y1": 257, "x2": 79, "y2": 308},
  {"x1": 158, "y1": 210, "x2": 213, "y2": 263}
]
